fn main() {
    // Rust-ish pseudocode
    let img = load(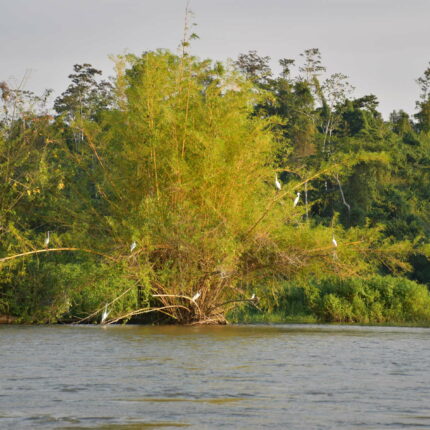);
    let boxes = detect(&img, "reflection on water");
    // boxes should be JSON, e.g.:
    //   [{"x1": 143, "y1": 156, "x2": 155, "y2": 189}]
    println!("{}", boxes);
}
[{"x1": 1, "y1": 324, "x2": 430, "y2": 429}]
